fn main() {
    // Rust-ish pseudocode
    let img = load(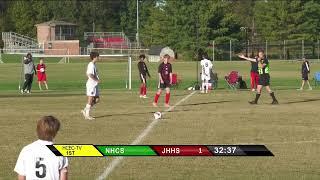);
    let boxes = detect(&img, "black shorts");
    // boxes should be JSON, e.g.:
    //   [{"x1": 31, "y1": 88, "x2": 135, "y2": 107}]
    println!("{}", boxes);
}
[
  {"x1": 160, "y1": 81, "x2": 171, "y2": 89},
  {"x1": 140, "y1": 75, "x2": 147, "y2": 83},
  {"x1": 258, "y1": 74, "x2": 270, "y2": 86},
  {"x1": 302, "y1": 73, "x2": 309, "y2": 80}
]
